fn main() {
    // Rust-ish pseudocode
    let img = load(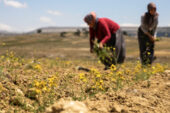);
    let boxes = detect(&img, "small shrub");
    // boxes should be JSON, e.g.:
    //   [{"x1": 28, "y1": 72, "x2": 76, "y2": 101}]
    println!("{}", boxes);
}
[
  {"x1": 60, "y1": 32, "x2": 67, "y2": 37},
  {"x1": 74, "y1": 29, "x2": 81, "y2": 36}
]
